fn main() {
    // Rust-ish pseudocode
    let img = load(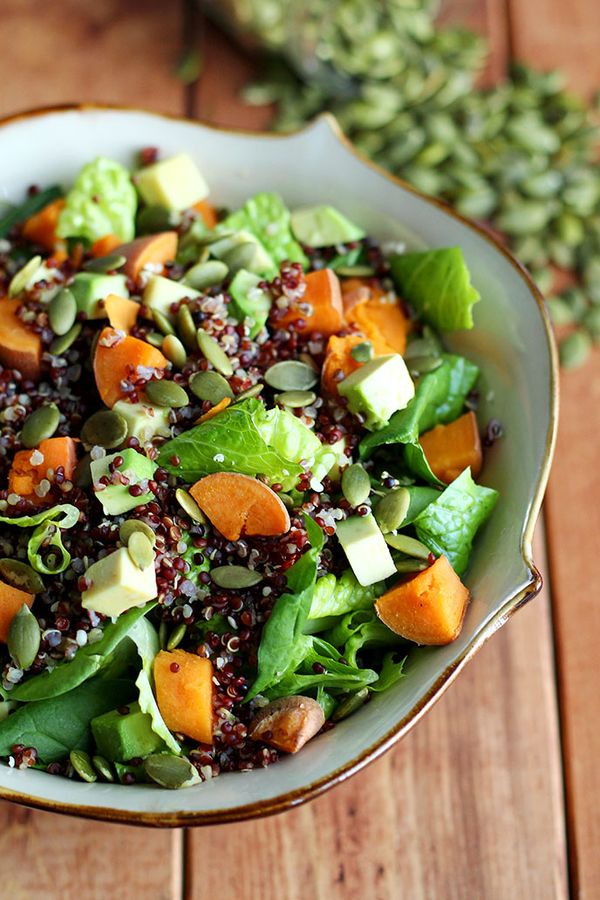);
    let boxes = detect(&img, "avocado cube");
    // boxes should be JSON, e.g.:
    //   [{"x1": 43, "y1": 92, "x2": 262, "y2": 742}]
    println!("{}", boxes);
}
[
  {"x1": 210, "y1": 231, "x2": 276, "y2": 278},
  {"x1": 336, "y1": 514, "x2": 397, "y2": 586},
  {"x1": 135, "y1": 153, "x2": 209, "y2": 211},
  {"x1": 338, "y1": 354, "x2": 415, "y2": 430},
  {"x1": 112, "y1": 400, "x2": 171, "y2": 444},
  {"x1": 92, "y1": 702, "x2": 166, "y2": 763},
  {"x1": 90, "y1": 448, "x2": 156, "y2": 515},
  {"x1": 228, "y1": 269, "x2": 271, "y2": 337},
  {"x1": 81, "y1": 546, "x2": 157, "y2": 616},
  {"x1": 142, "y1": 274, "x2": 200, "y2": 321},
  {"x1": 70, "y1": 272, "x2": 129, "y2": 319},
  {"x1": 290, "y1": 205, "x2": 365, "y2": 248}
]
